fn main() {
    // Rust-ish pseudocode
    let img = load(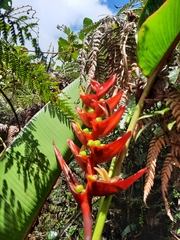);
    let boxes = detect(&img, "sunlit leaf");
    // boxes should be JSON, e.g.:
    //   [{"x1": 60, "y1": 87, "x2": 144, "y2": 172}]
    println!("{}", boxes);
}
[
  {"x1": 0, "y1": 79, "x2": 81, "y2": 240},
  {"x1": 83, "y1": 17, "x2": 93, "y2": 28},
  {"x1": 137, "y1": 0, "x2": 180, "y2": 76},
  {"x1": 137, "y1": 0, "x2": 165, "y2": 30}
]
